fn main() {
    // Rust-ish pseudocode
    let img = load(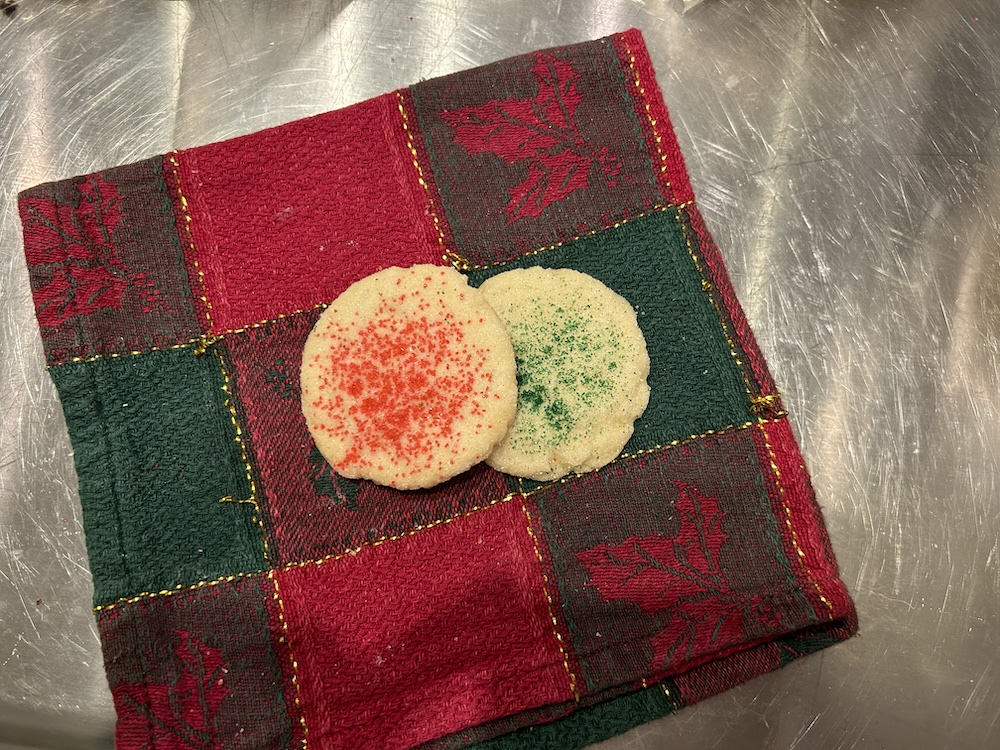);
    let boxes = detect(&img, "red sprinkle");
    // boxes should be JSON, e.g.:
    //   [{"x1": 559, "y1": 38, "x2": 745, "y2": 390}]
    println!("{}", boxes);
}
[{"x1": 310, "y1": 292, "x2": 491, "y2": 477}]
